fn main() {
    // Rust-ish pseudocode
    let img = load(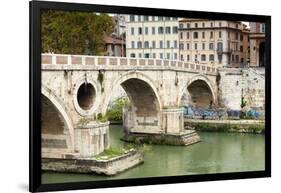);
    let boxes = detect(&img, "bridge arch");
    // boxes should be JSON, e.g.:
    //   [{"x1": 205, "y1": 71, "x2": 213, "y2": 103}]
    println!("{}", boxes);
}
[
  {"x1": 102, "y1": 71, "x2": 162, "y2": 116},
  {"x1": 42, "y1": 85, "x2": 74, "y2": 153},
  {"x1": 178, "y1": 74, "x2": 217, "y2": 108}
]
